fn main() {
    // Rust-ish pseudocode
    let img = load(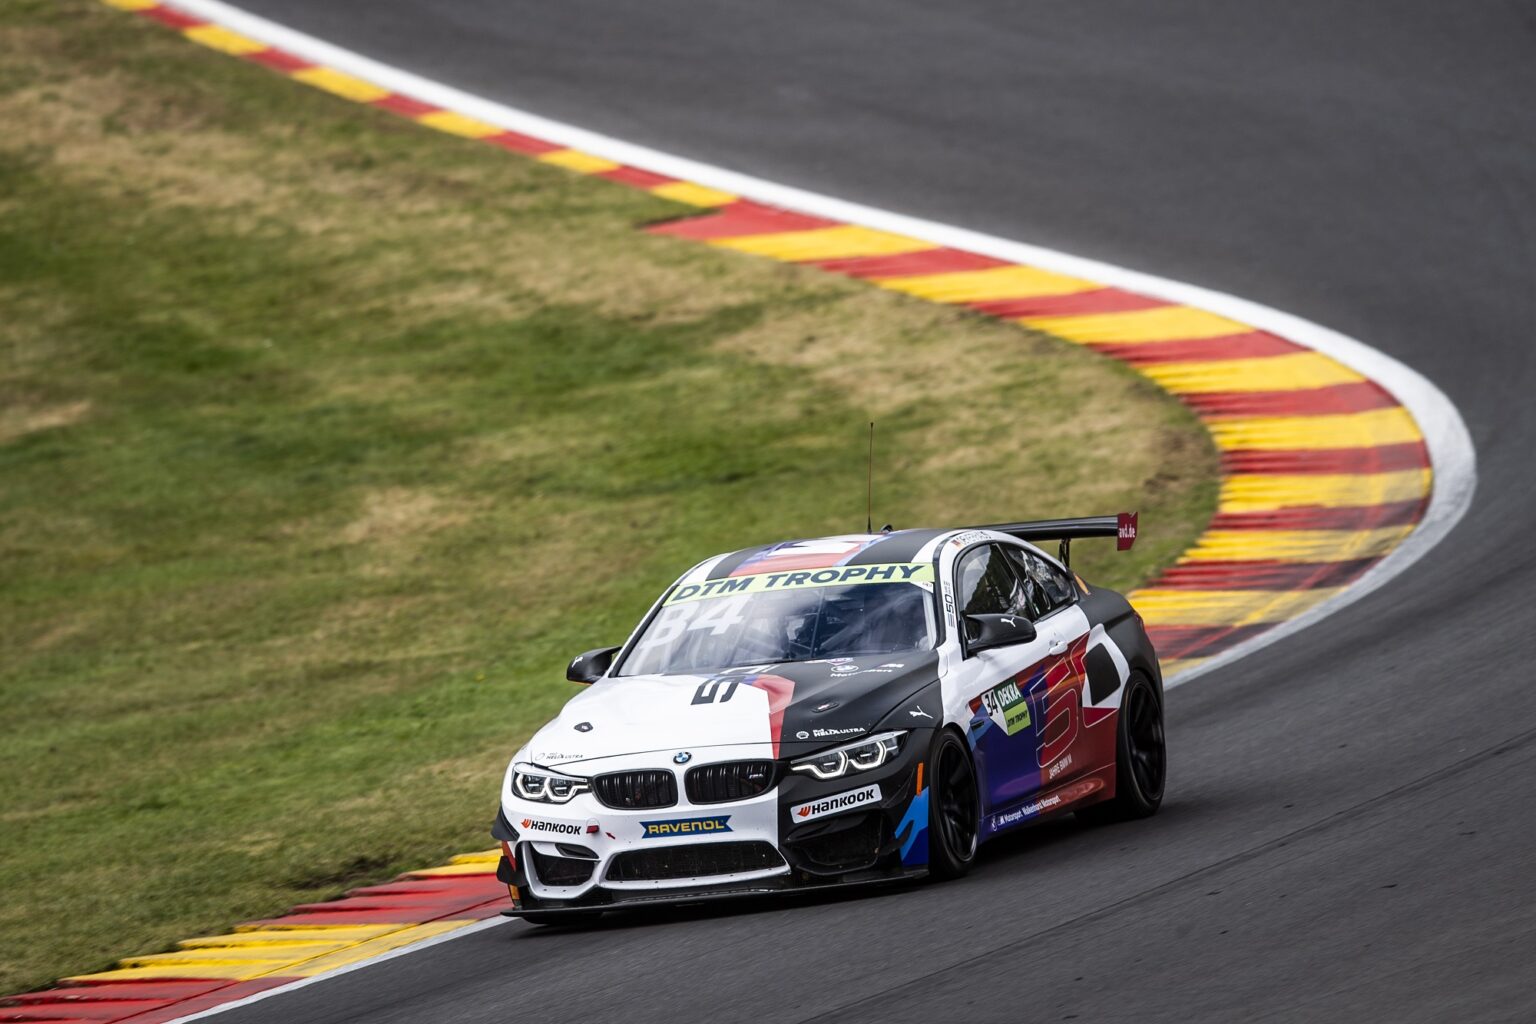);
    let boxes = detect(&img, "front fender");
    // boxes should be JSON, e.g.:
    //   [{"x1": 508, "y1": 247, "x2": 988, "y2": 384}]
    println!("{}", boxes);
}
[{"x1": 874, "y1": 678, "x2": 944, "y2": 733}]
